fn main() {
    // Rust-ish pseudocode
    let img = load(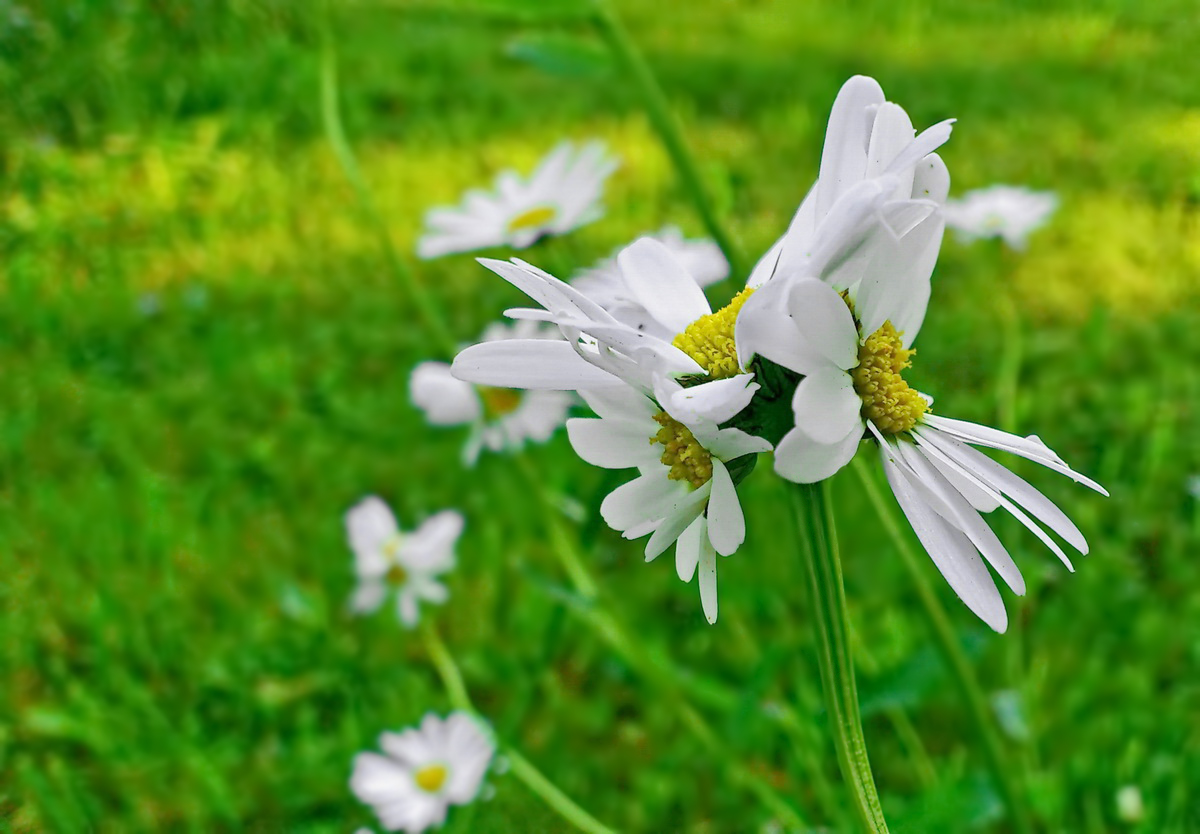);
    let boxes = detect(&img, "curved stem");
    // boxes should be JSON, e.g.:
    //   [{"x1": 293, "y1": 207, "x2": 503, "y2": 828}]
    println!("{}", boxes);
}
[
  {"x1": 590, "y1": 0, "x2": 747, "y2": 290},
  {"x1": 318, "y1": 8, "x2": 458, "y2": 356},
  {"x1": 790, "y1": 481, "x2": 889, "y2": 833},
  {"x1": 419, "y1": 622, "x2": 617, "y2": 834},
  {"x1": 851, "y1": 457, "x2": 1034, "y2": 834}
]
